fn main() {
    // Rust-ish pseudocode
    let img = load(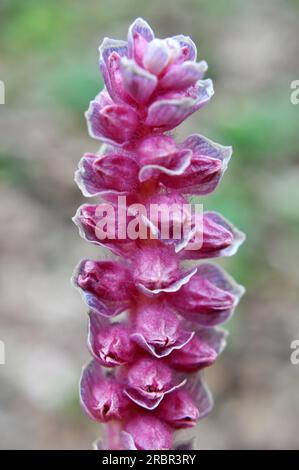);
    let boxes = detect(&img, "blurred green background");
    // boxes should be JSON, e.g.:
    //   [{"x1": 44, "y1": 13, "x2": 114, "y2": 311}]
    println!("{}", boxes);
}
[{"x1": 0, "y1": 0, "x2": 298, "y2": 449}]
